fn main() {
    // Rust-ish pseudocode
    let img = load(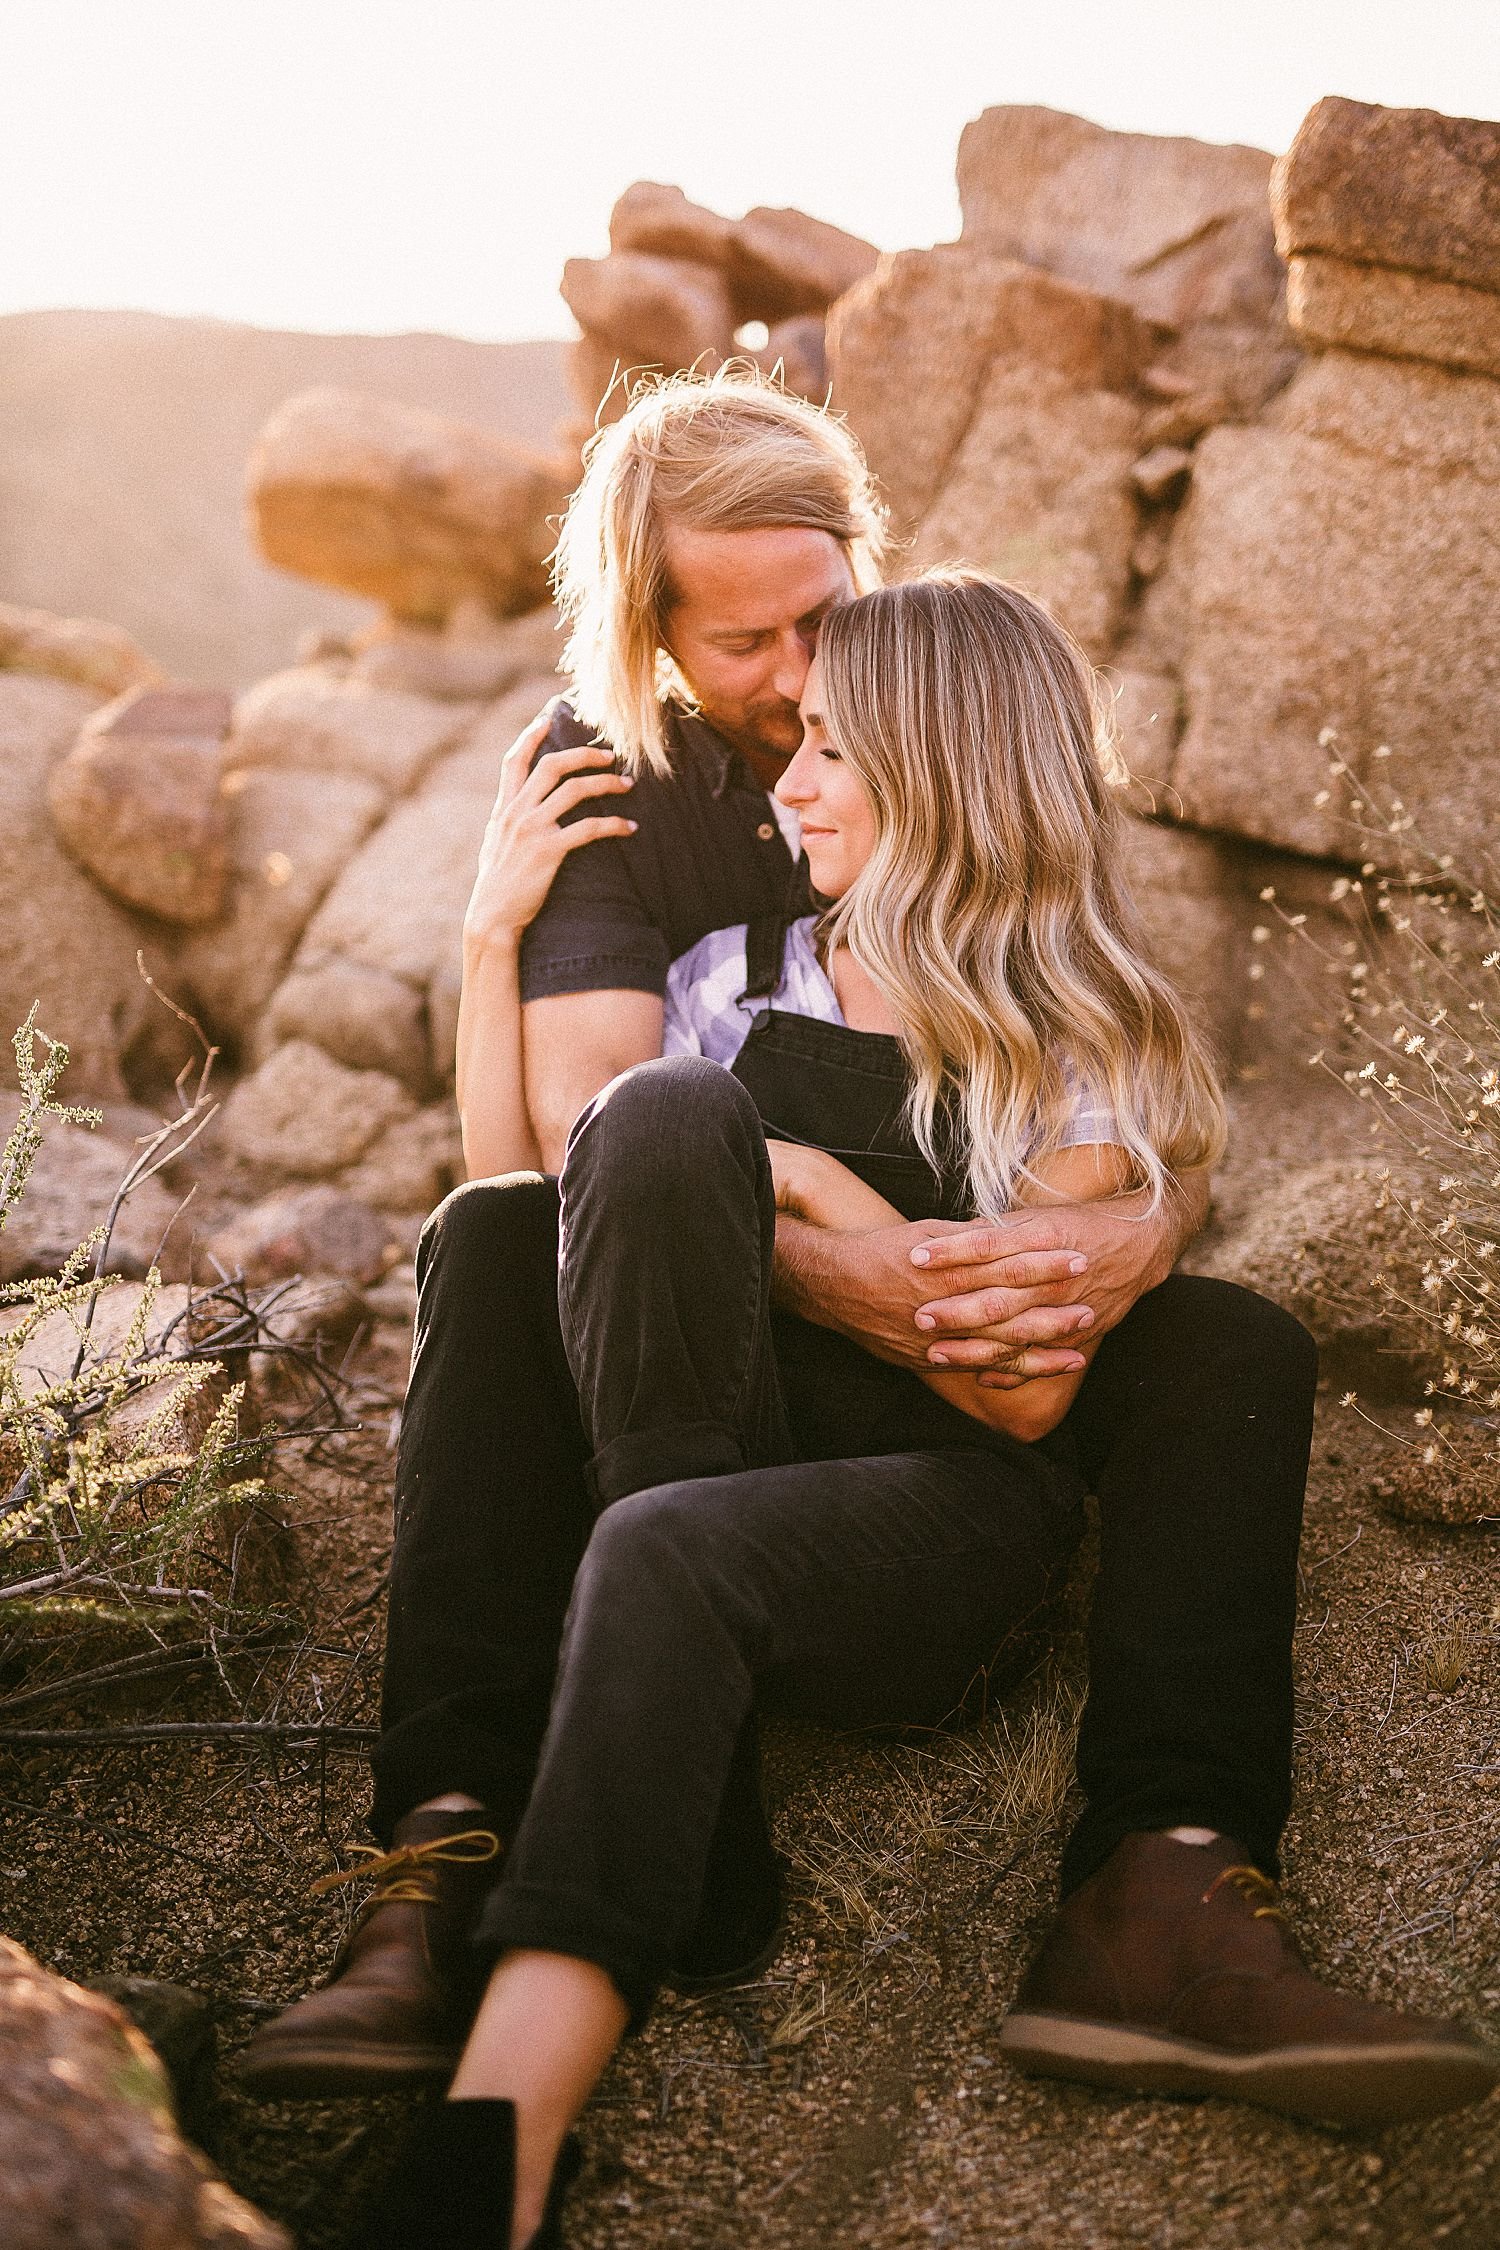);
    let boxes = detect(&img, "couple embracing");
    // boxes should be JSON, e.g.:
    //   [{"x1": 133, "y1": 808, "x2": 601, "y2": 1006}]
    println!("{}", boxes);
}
[{"x1": 243, "y1": 373, "x2": 1497, "y2": 2245}]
